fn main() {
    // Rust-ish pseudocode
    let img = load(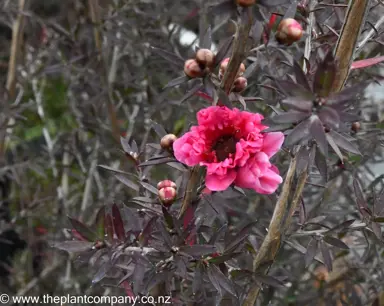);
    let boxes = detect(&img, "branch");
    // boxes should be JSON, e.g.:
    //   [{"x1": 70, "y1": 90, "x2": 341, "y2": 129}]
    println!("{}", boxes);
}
[
  {"x1": 178, "y1": 166, "x2": 202, "y2": 219},
  {"x1": 331, "y1": 0, "x2": 371, "y2": 93},
  {"x1": 220, "y1": 7, "x2": 254, "y2": 94}
]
